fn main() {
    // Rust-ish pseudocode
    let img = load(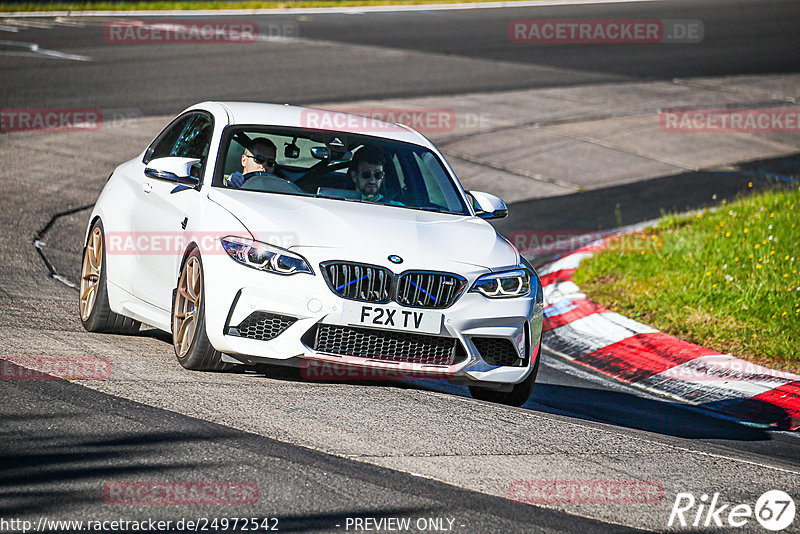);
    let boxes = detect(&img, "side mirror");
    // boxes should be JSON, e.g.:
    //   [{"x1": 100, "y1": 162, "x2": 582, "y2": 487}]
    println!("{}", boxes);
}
[
  {"x1": 467, "y1": 191, "x2": 508, "y2": 220},
  {"x1": 145, "y1": 157, "x2": 201, "y2": 187}
]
